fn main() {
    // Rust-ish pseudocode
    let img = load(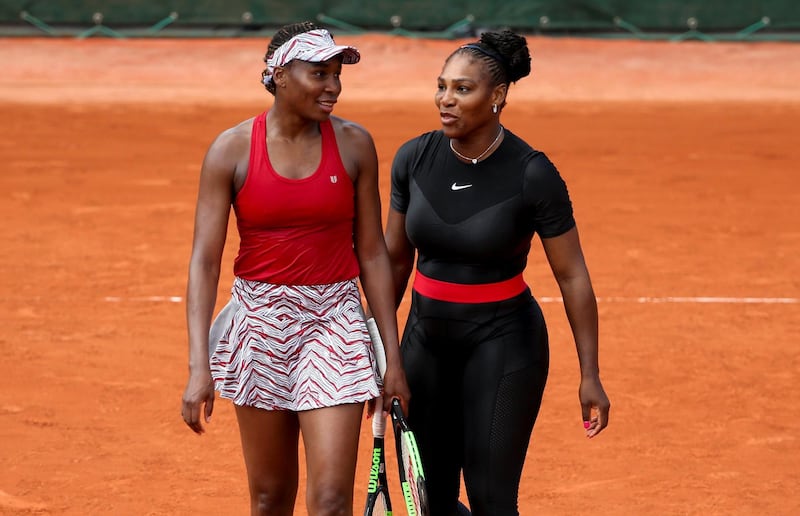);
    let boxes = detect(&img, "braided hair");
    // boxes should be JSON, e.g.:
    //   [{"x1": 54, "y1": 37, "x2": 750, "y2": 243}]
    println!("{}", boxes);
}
[
  {"x1": 261, "y1": 21, "x2": 322, "y2": 95},
  {"x1": 450, "y1": 30, "x2": 532, "y2": 109}
]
